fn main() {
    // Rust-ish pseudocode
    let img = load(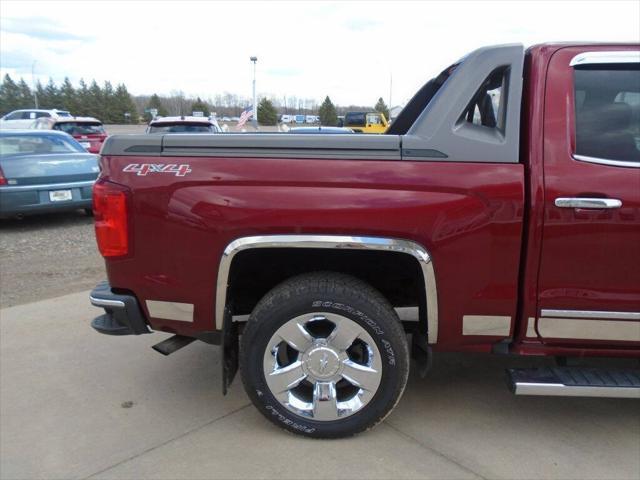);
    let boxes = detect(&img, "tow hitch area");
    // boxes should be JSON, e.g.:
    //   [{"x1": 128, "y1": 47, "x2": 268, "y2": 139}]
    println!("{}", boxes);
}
[
  {"x1": 507, "y1": 367, "x2": 640, "y2": 399},
  {"x1": 152, "y1": 335, "x2": 196, "y2": 356}
]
